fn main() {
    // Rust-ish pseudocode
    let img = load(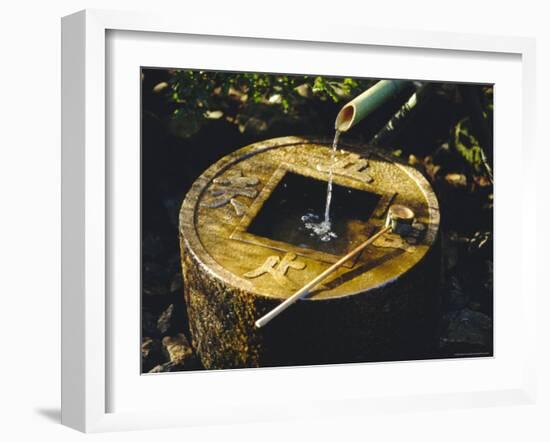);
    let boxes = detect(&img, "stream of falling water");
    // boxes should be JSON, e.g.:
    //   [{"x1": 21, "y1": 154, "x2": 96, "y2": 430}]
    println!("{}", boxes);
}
[
  {"x1": 300, "y1": 130, "x2": 341, "y2": 242},
  {"x1": 324, "y1": 129, "x2": 341, "y2": 223}
]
